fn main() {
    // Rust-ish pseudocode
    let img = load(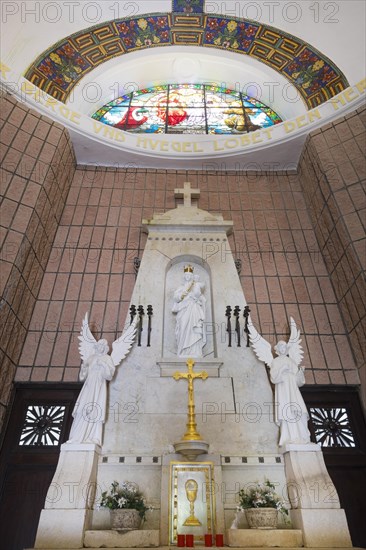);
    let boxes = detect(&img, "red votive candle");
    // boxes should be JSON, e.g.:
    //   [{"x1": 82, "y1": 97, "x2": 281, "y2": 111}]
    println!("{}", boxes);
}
[
  {"x1": 204, "y1": 533, "x2": 213, "y2": 546},
  {"x1": 186, "y1": 534, "x2": 194, "y2": 547},
  {"x1": 177, "y1": 534, "x2": 185, "y2": 547},
  {"x1": 216, "y1": 533, "x2": 224, "y2": 547}
]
